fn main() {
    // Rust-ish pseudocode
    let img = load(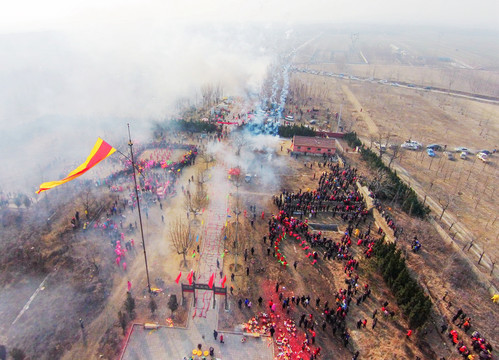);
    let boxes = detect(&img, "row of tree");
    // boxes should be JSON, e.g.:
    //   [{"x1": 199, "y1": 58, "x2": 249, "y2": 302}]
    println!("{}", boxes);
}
[
  {"x1": 153, "y1": 119, "x2": 218, "y2": 141},
  {"x1": 343, "y1": 132, "x2": 430, "y2": 218},
  {"x1": 373, "y1": 241, "x2": 432, "y2": 329},
  {"x1": 278, "y1": 124, "x2": 316, "y2": 138}
]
